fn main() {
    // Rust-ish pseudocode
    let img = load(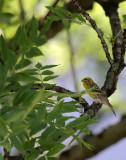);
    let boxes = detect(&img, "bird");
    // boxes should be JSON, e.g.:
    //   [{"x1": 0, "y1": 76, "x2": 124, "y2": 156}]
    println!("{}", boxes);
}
[{"x1": 81, "y1": 77, "x2": 116, "y2": 116}]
